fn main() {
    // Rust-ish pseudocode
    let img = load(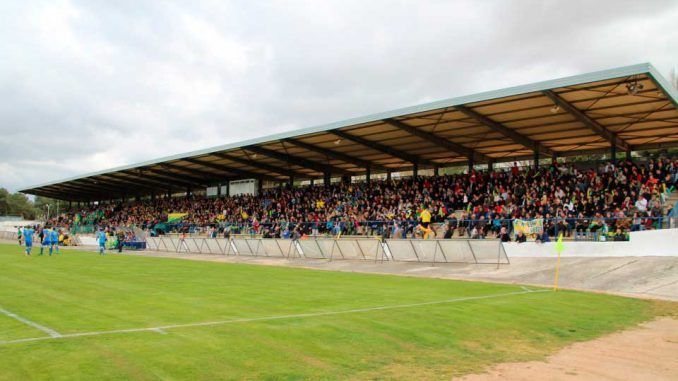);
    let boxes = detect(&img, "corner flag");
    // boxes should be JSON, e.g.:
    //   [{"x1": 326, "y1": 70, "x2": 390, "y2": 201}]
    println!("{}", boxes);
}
[
  {"x1": 555, "y1": 233, "x2": 564, "y2": 254},
  {"x1": 553, "y1": 233, "x2": 564, "y2": 291}
]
